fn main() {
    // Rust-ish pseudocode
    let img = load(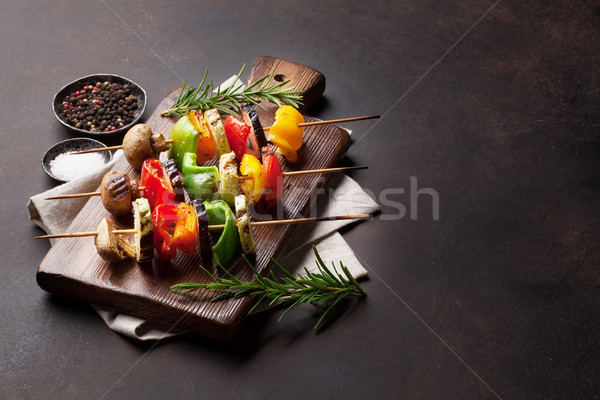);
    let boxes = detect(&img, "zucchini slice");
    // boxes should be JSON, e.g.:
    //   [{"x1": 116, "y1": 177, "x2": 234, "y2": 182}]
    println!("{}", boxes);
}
[
  {"x1": 205, "y1": 109, "x2": 231, "y2": 157},
  {"x1": 234, "y1": 195, "x2": 256, "y2": 254},
  {"x1": 218, "y1": 152, "x2": 238, "y2": 207},
  {"x1": 133, "y1": 197, "x2": 153, "y2": 263}
]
